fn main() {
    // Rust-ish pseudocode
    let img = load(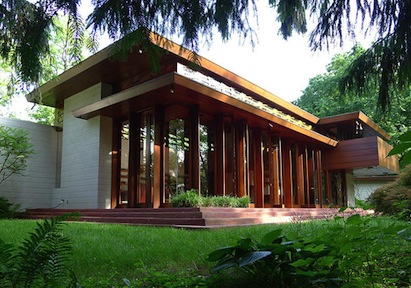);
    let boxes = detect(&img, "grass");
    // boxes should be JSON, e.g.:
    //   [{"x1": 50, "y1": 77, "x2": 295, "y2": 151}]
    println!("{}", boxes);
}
[
  {"x1": 1, "y1": 216, "x2": 410, "y2": 287},
  {"x1": 0, "y1": 220, "x2": 282, "y2": 281}
]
